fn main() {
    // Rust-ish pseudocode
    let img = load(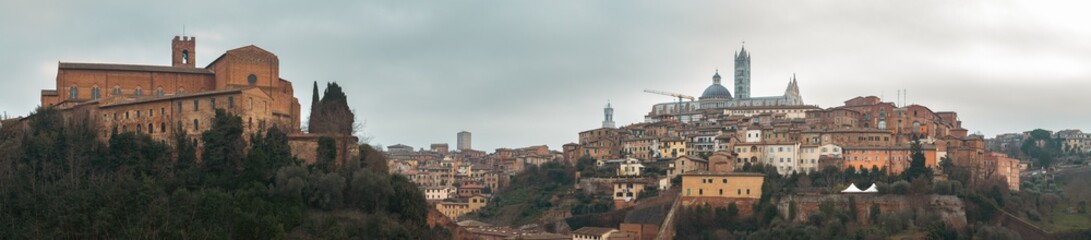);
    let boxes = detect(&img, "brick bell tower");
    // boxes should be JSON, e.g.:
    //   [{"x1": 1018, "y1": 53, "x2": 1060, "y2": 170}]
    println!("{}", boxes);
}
[{"x1": 172, "y1": 36, "x2": 196, "y2": 68}]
